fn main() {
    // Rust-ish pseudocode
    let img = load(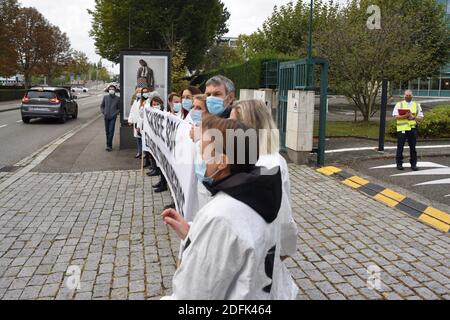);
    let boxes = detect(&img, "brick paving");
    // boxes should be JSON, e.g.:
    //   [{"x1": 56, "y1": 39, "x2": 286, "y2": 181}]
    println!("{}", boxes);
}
[{"x1": 0, "y1": 165, "x2": 449, "y2": 300}]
